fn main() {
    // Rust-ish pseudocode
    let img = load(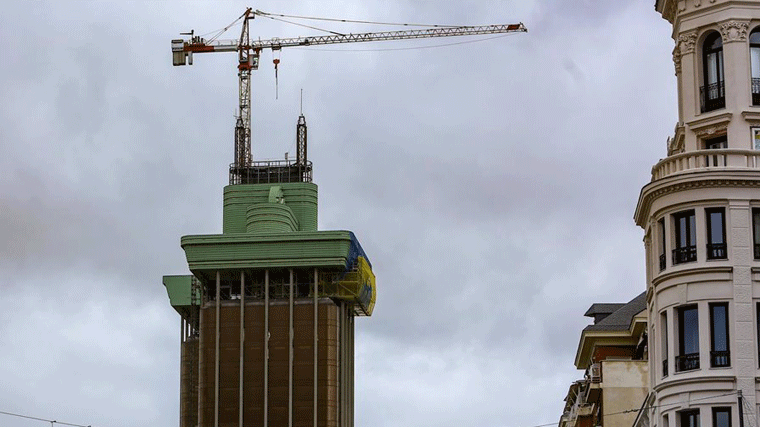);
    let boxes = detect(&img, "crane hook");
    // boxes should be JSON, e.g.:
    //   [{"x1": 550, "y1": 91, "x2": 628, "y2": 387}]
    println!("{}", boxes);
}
[{"x1": 273, "y1": 58, "x2": 280, "y2": 99}]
